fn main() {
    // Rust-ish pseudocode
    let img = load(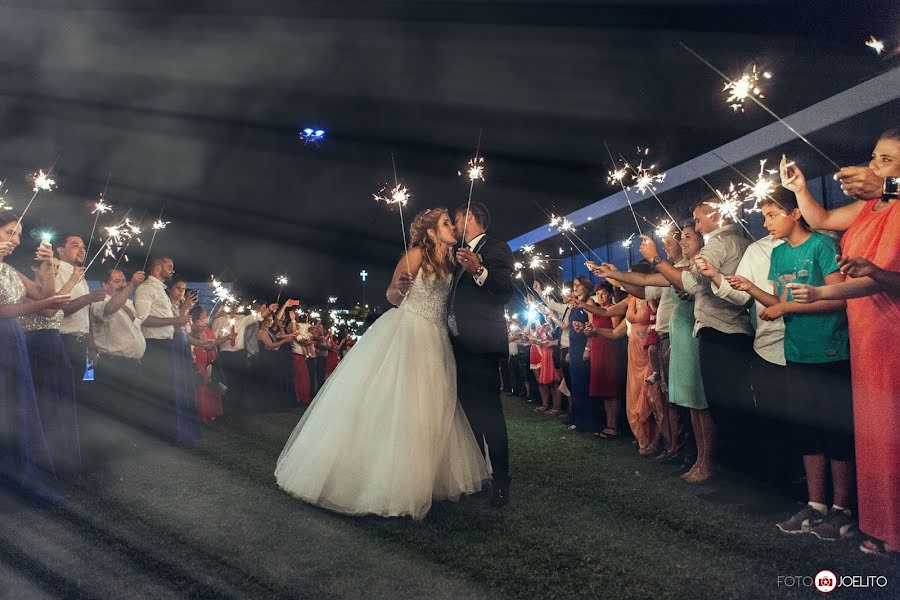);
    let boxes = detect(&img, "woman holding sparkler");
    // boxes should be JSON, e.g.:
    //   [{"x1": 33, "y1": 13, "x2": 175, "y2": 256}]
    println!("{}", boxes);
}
[
  {"x1": 561, "y1": 276, "x2": 596, "y2": 433},
  {"x1": 275, "y1": 208, "x2": 488, "y2": 520},
  {"x1": 0, "y1": 210, "x2": 72, "y2": 500},
  {"x1": 780, "y1": 128, "x2": 900, "y2": 556},
  {"x1": 584, "y1": 283, "x2": 622, "y2": 440}
]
